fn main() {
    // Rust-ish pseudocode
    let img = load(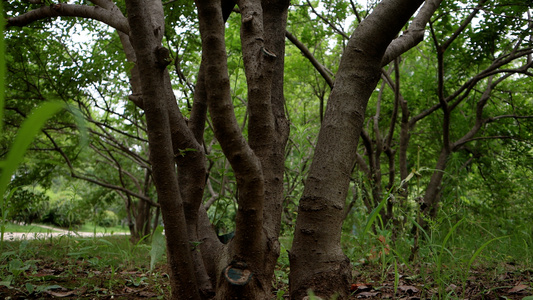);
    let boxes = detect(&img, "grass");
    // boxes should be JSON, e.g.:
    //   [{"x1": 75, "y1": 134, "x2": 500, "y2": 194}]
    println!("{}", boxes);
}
[
  {"x1": 0, "y1": 235, "x2": 169, "y2": 299},
  {"x1": 2, "y1": 223, "x2": 61, "y2": 233},
  {"x1": 341, "y1": 215, "x2": 533, "y2": 300},
  {"x1": 0, "y1": 217, "x2": 532, "y2": 299}
]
